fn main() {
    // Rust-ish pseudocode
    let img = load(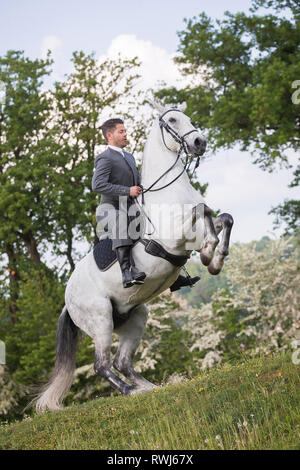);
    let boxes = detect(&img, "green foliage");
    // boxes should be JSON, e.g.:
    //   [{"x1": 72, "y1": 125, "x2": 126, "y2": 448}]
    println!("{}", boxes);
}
[
  {"x1": 158, "y1": 2, "x2": 300, "y2": 164},
  {"x1": 144, "y1": 317, "x2": 194, "y2": 383},
  {"x1": 177, "y1": 257, "x2": 228, "y2": 306},
  {"x1": 211, "y1": 292, "x2": 255, "y2": 363},
  {"x1": 0, "y1": 48, "x2": 148, "y2": 413},
  {"x1": 156, "y1": 0, "x2": 300, "y2": 232},
  {"x1": 0, "y1": 265, "x2": 63, "y2": 383},
  {"x1": 270, "y1": 199, "x2": 300, "y2": 235},
  {"x1": 0, "y1": 366, "x2": 28, "y2": 421}
]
